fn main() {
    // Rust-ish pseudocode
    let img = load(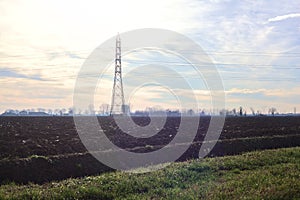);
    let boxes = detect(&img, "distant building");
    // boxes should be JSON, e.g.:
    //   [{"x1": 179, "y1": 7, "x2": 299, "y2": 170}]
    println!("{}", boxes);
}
[
  {"x1": 1, "y1": 110, "x2": 18, "y2": 116},
  {"x1": 133, "y1": 110, "x2": 149, "y2": 116},
  {"x1": 166, "y1": 110, "x2": 180, "y2": 117},
  {"x1": 19, "y1": 110, "x2": 28, "y2": 115},
  {"x1": 27, "y1": 112, "x2": 49, "y2": 116},
  {"x1": 1, "y1": 110, "x2": 49, "y2": 116},
  {"x1": 122, "y1": 104, "x2": 130, "y2": 115}
]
